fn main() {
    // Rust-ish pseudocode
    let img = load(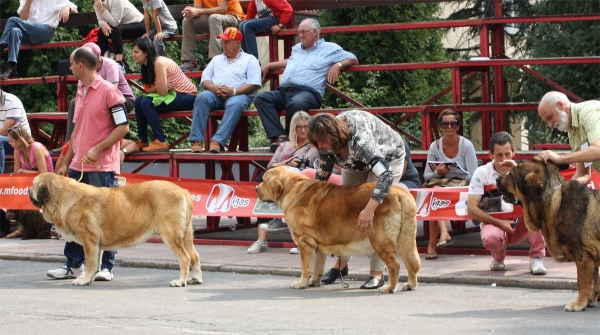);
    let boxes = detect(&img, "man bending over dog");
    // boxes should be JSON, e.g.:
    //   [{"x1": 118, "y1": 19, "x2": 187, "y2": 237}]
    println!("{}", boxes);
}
[
  {"x1": 467, "y1": 131, "x2": 547, "y2": 275},
  {"x1": 47, "y1": 46, "x2": 128, "y2": 282},
  {"x1": 537, "y1": 91, "x2": 600, "y2": 181}
]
